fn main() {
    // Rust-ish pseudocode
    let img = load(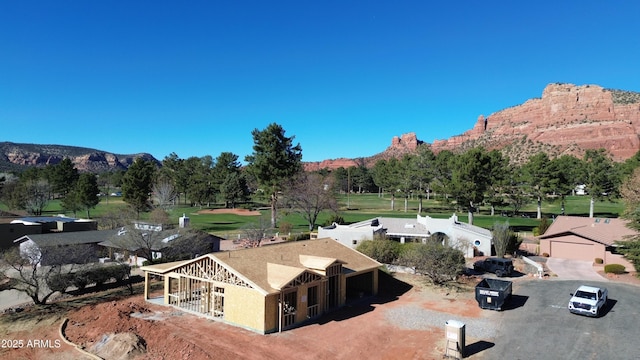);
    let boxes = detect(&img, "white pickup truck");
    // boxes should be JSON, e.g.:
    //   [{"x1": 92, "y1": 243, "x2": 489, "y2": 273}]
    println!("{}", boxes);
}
[{"x1": 568, "y1": 285, "x2": 608, "y2": 317}]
